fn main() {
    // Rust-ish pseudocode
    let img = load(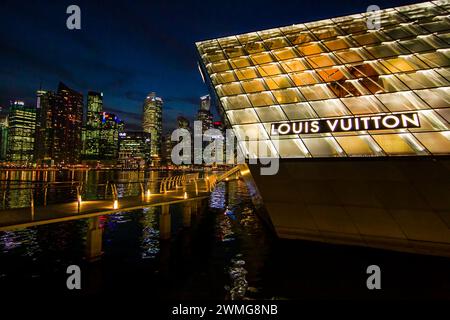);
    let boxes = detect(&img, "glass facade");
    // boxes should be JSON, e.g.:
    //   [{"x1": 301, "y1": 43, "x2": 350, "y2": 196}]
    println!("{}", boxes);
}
[
  {"x1": 7, "y1": 101, "x2": 36, "y2": 164},
  {"x1": 196, "y1": 1, "x2": 450, "y2": 158},
  {"x1": 142, "y1": 92, "x2": 163, "y2": 162},
  {"x1": 119, "y1": 131, "x2": 151, "y2": 169}
]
